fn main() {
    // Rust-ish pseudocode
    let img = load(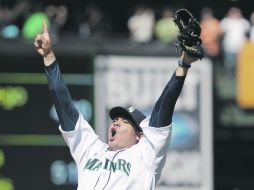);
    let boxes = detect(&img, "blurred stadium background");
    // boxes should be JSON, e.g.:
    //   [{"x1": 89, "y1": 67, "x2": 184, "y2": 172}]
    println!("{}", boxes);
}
[{"x1": 1, "y1": 0, "x2": 254, "y2": 190}]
